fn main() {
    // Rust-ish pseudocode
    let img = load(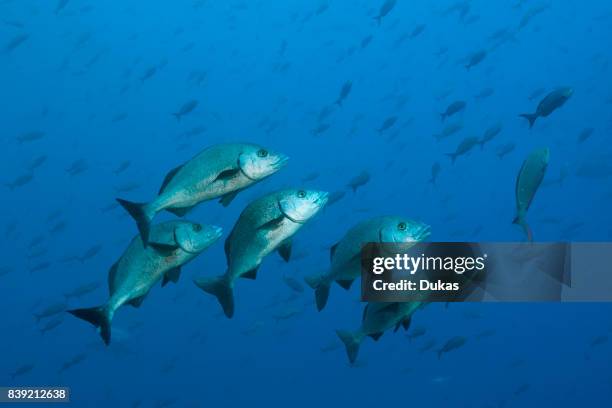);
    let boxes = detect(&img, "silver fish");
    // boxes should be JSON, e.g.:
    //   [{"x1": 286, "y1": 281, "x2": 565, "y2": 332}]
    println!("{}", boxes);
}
[
  {"x1": 68, "y1": 220, "x2": 222, "y2": 344},
  {"x1": 194, "y1": 189, "x2": 328, "y2": 318}
]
